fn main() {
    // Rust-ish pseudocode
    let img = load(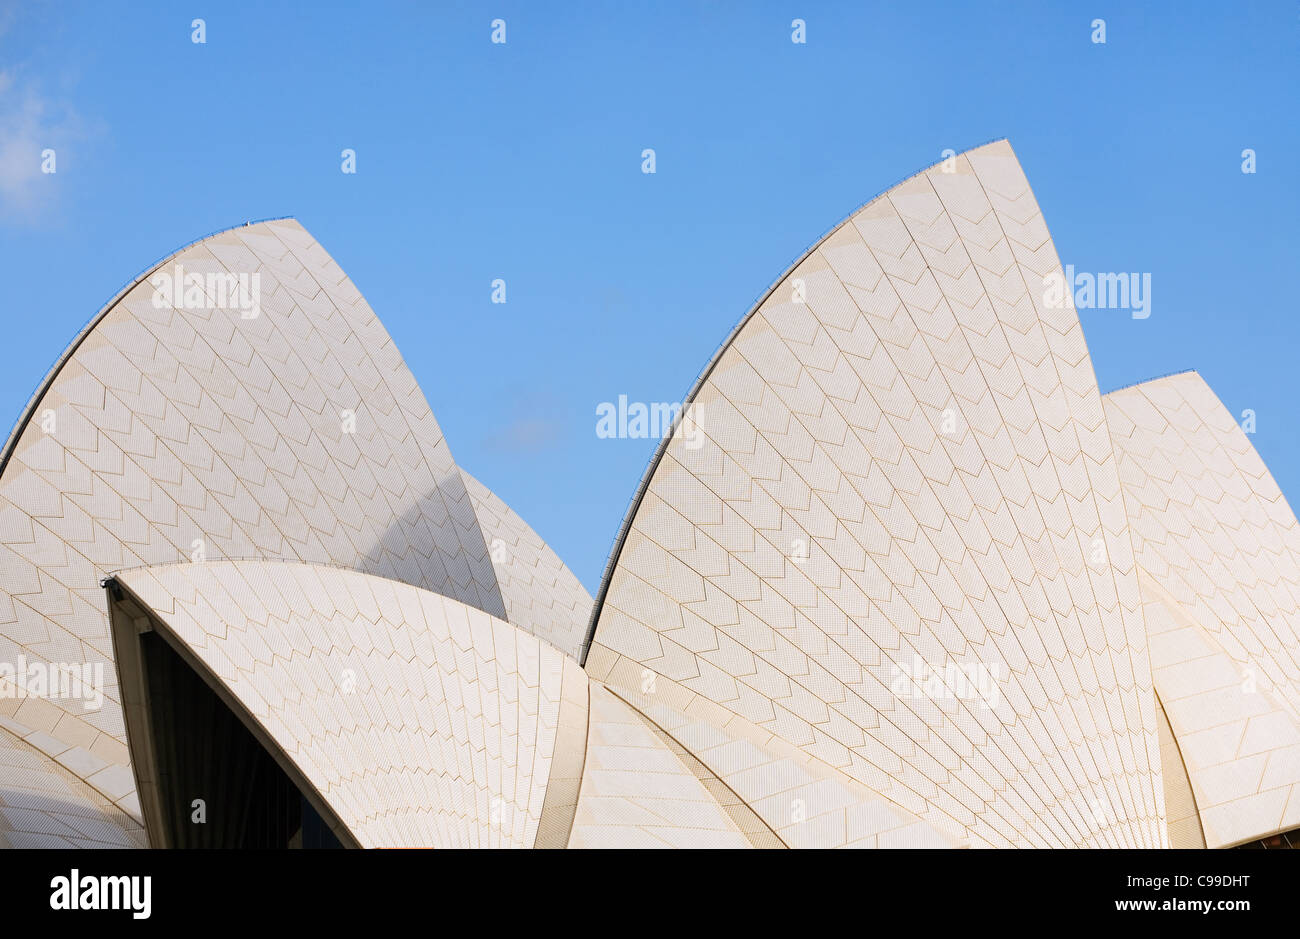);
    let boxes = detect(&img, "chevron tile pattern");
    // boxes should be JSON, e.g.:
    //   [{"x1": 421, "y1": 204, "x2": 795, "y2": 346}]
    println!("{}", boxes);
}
[
  {"x1": 0, "y1": 723, "x2": 145, "y2": 848},
  {"x1": 6, "y1": 144, "x2": 1296, "y2": 850},
  {"x1": 587, "y1": 140, "x2": 1165, "y2": 848},
  {"x1": 1104, "y1": 371, "x2": 1300, "y2": 847},
  {"x1": 461, "y1": 469, "x2": 593, "y2": 661},
  {"x1": 114, "y1": 560, "x2": 566, "y2": 848},
  {"x1": 0, "y1": 219, "x2": 507, "y2": 843}
]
